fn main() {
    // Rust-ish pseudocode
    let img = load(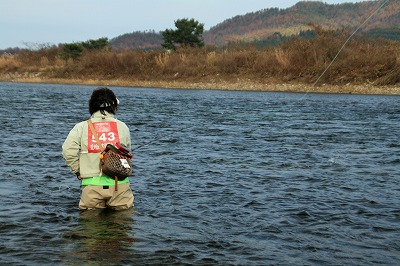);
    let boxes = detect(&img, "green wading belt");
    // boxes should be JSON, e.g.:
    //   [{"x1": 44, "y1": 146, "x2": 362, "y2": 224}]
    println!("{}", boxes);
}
[{"x1": 87, "y1": 119, "x2": 119, "y2": 191}]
